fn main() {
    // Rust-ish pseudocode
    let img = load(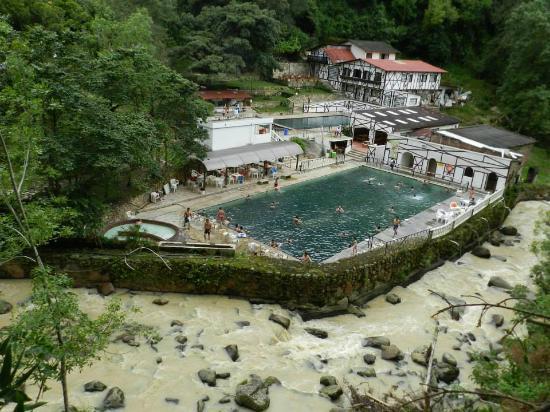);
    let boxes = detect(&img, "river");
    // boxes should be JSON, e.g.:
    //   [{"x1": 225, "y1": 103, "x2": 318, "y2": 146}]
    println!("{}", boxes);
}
[{"x1": 0, "y1": 200, "x2": 547, "y2": 411}]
